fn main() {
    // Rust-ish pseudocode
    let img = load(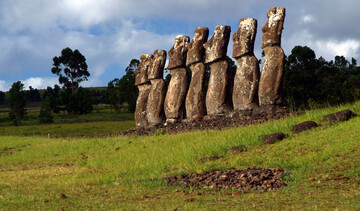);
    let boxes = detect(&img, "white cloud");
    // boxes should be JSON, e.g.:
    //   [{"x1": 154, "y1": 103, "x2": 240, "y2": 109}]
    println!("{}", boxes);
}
[
  {"x1": 22, "y1": 77, "x2": 59, "y2": 90},
  {"x1": 302, "y1": 14, "x2": 316, "y2": 24},
  {"x1": 0, "y1": 80, "x2": 11, "y2": 92},
  {"x1": 315, "y1": 39, "x2": 360, "y2": 59}
]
